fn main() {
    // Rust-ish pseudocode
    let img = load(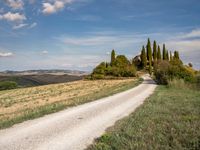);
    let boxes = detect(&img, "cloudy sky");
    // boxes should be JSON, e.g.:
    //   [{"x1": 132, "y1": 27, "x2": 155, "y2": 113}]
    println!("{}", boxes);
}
[{"x1": 0, "y1": 0, "x2": 200, "y2": 71}]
